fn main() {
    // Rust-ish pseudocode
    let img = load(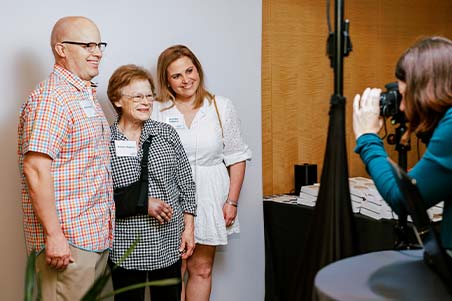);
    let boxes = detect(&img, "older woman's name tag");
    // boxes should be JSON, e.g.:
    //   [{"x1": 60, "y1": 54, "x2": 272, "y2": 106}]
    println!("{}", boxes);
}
[
  {"x1": 166, "y1": 116, "x2": 185, "y2": 129},
  {"x1": 79, "y1": 100, "x2": 97, "y2": 117},
  {"x1": 115, "y1": 141, "x2": 138, "y2": 157}
]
